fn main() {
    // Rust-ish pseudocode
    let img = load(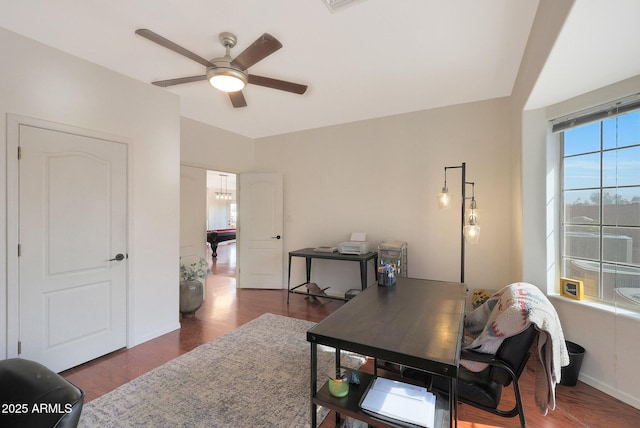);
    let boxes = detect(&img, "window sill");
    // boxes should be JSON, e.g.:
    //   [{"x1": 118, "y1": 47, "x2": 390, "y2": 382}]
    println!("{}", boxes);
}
[{"x1": 549, "y1": 294, "x2": 640, "y2": 322}]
